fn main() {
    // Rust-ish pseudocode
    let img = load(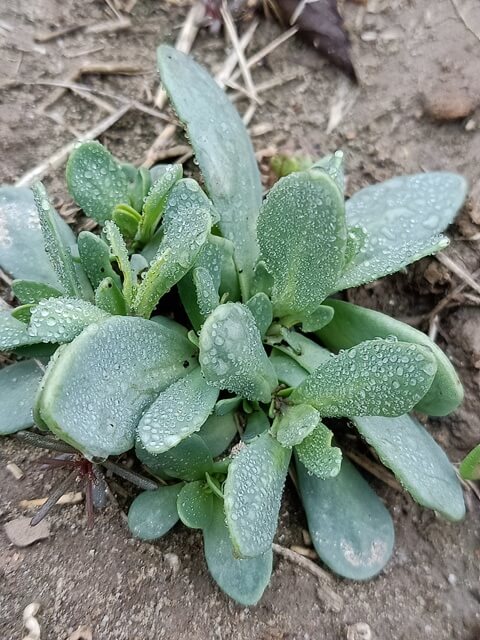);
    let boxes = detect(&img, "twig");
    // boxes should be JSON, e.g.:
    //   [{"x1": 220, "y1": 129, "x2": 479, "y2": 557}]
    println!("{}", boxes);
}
[
  {"x1": 428, "y1": 267, "x2": 480, "y2": 320},
  {"x1": 450, "y1": 0, "x2": 480, "y2": 44},
  {"x1": 86, "y1": 16, "x2": 131, "y2": 35},
  {"x1": 428, "y1": 313, "x2": 439, "y2": 342},
  {"x1": 6, "y1": 462, "x2": 24, "y2": 481},
  {"x1": 272, "y1": 543, "x2": 344, "y2": 612},
  {"x1": 221, "y1": 1, "x2": 259, "y2": 104},
  {"x1": 216, "y1": 19, "x2": 259, "y2": 88},
  {"x1": 242, "y1": 102, "x2": 257, "y2": 126},
  {"x1": 16, "y1": 104, "x2": 131, "y2": 187},
  {"x1": 31, "y1": 469, "x2": 78, "y2": 526},
  {"x1": 142, "y1": 123, "x2": 178, "y2": 168},
  {"x1": 436, "y1": 253, "x2": 480, "y2": 296},
  {"x1": 20, "y1": 492, "x2": 83, "y2": 509},
  {"x1": 35, "y1": 23, "x2": 89, "y2": 43},
  {"x1": 344, "y1": 449, "x2": 402, "y2": 492}
]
